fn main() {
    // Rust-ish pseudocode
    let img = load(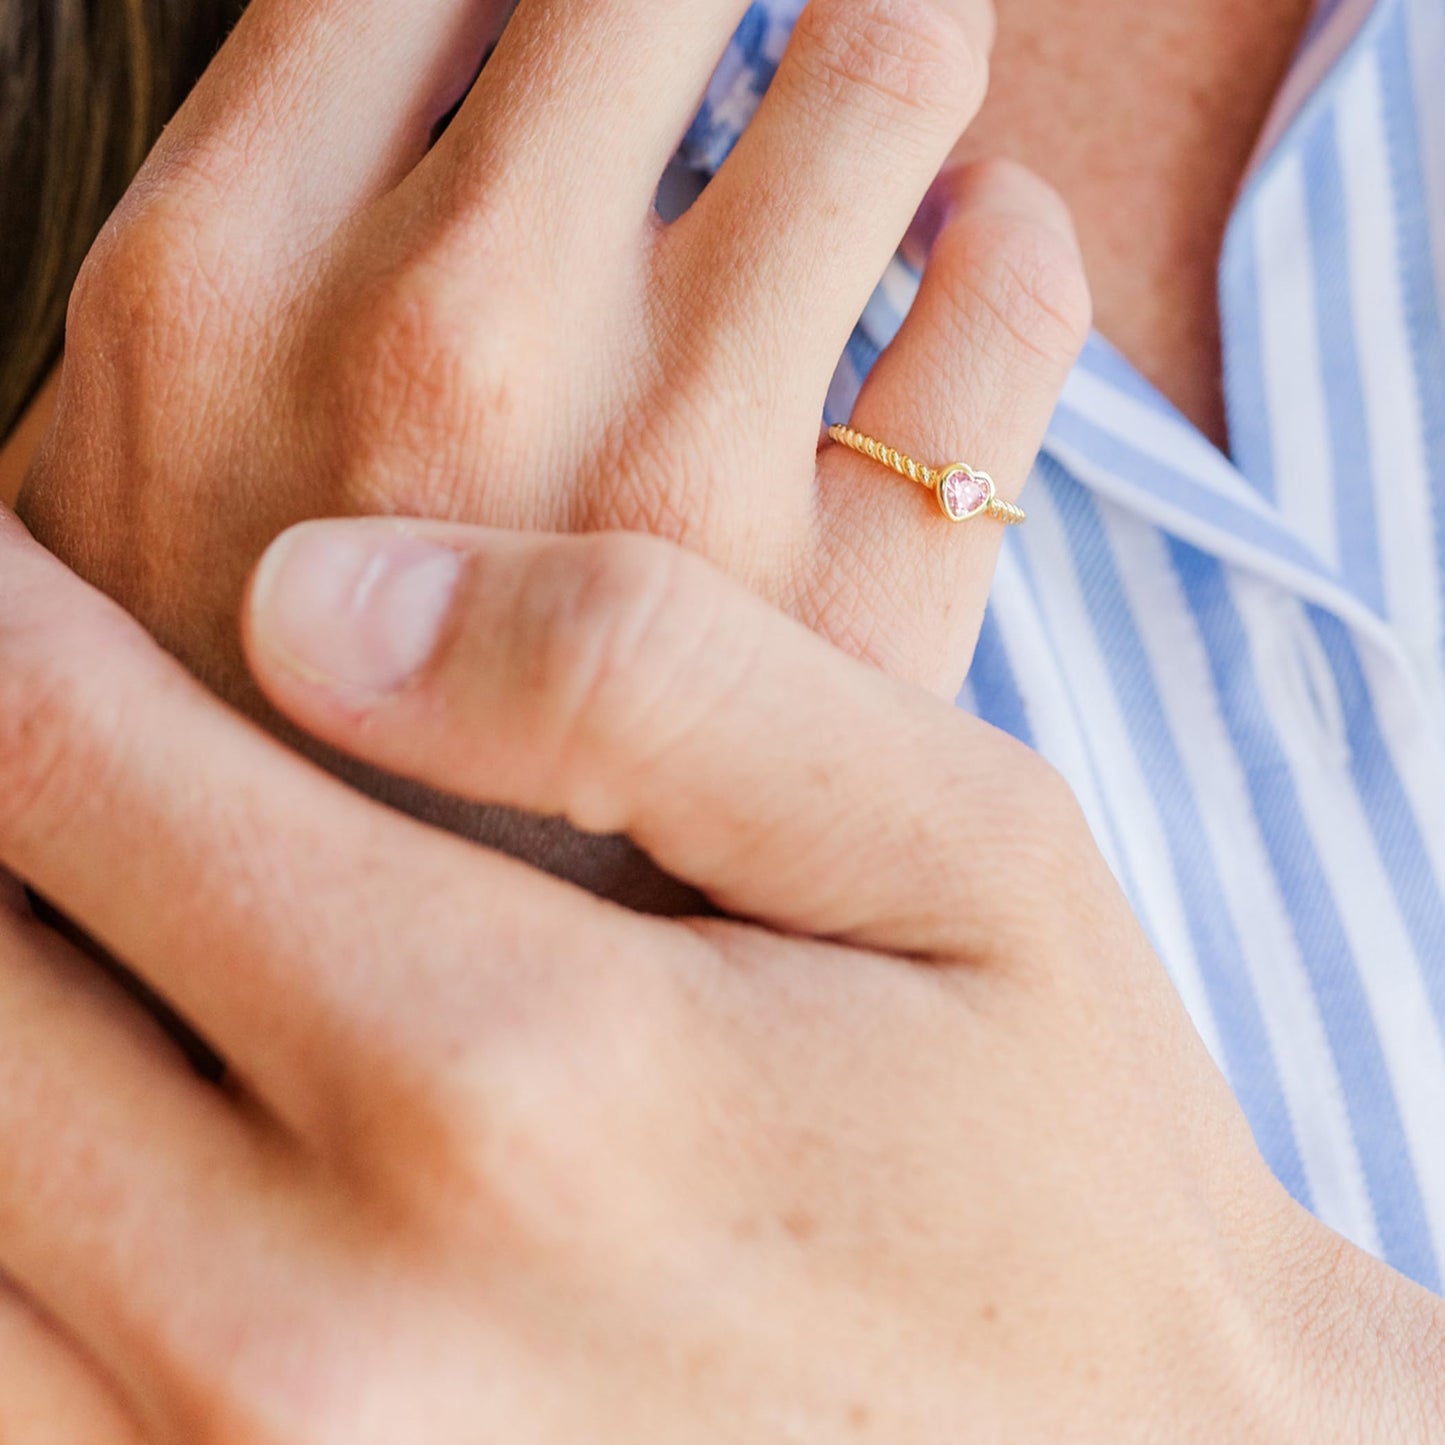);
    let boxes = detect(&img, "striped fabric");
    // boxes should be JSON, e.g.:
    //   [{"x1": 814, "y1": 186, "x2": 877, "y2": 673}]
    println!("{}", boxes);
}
[{"x1": 688, "y1": 0, "x2": 1445, "y2": 1292}]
